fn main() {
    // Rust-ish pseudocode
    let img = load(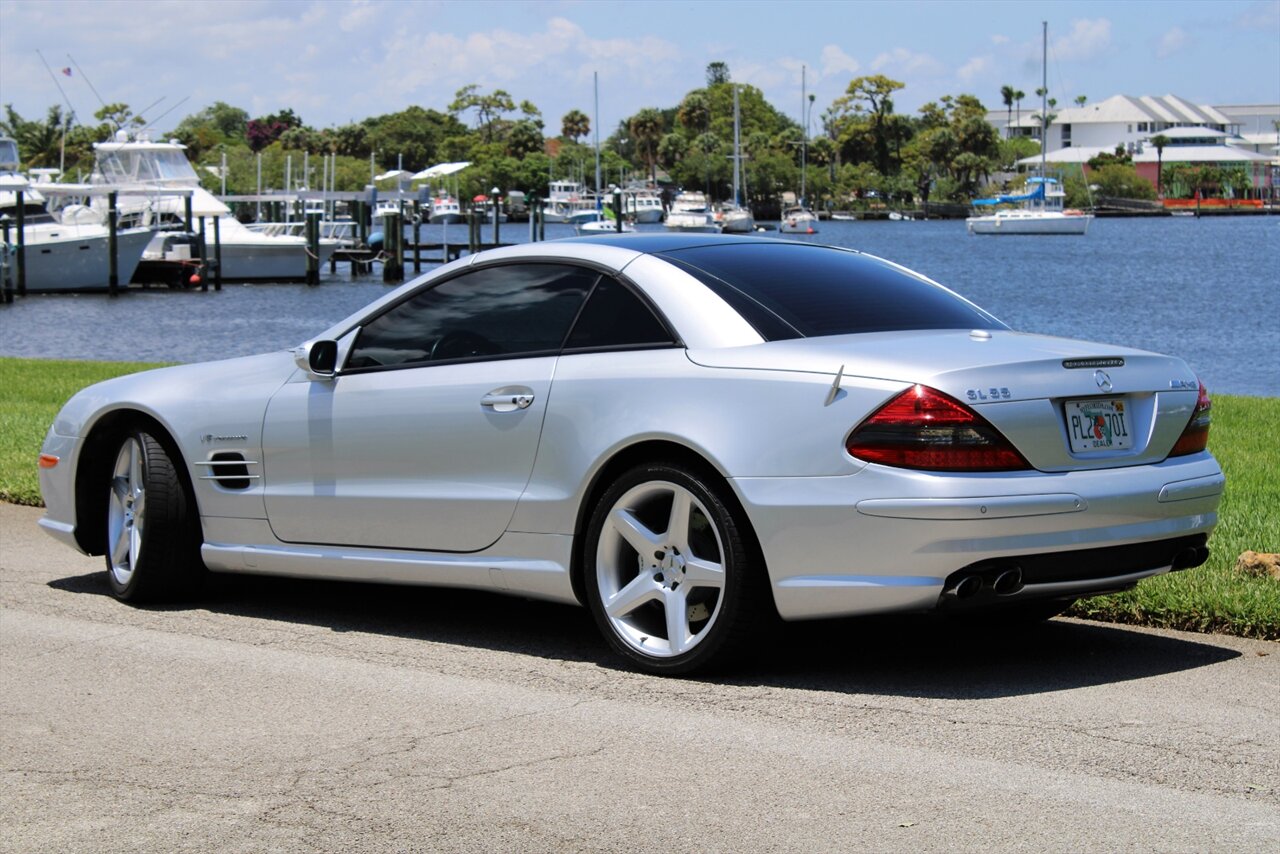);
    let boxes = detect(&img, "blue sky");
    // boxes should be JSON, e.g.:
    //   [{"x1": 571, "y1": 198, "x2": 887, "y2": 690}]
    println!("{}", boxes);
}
[{"x1": 2, "y1": 0, "x2": 1277, "y2": 140}]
